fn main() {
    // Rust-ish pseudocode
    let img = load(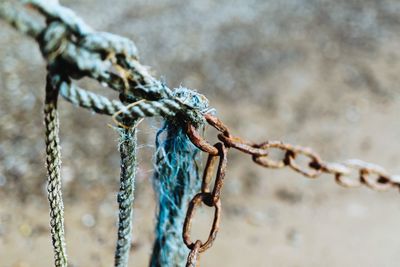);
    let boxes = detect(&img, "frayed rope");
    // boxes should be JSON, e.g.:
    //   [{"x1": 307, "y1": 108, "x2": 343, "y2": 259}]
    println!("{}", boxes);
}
[
  {"x1": 150, "y1": 88, "x2": 208, "y2": 267},
  {"x1": 150, "y1": 122, "x2": 201, "y2": 267}
]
